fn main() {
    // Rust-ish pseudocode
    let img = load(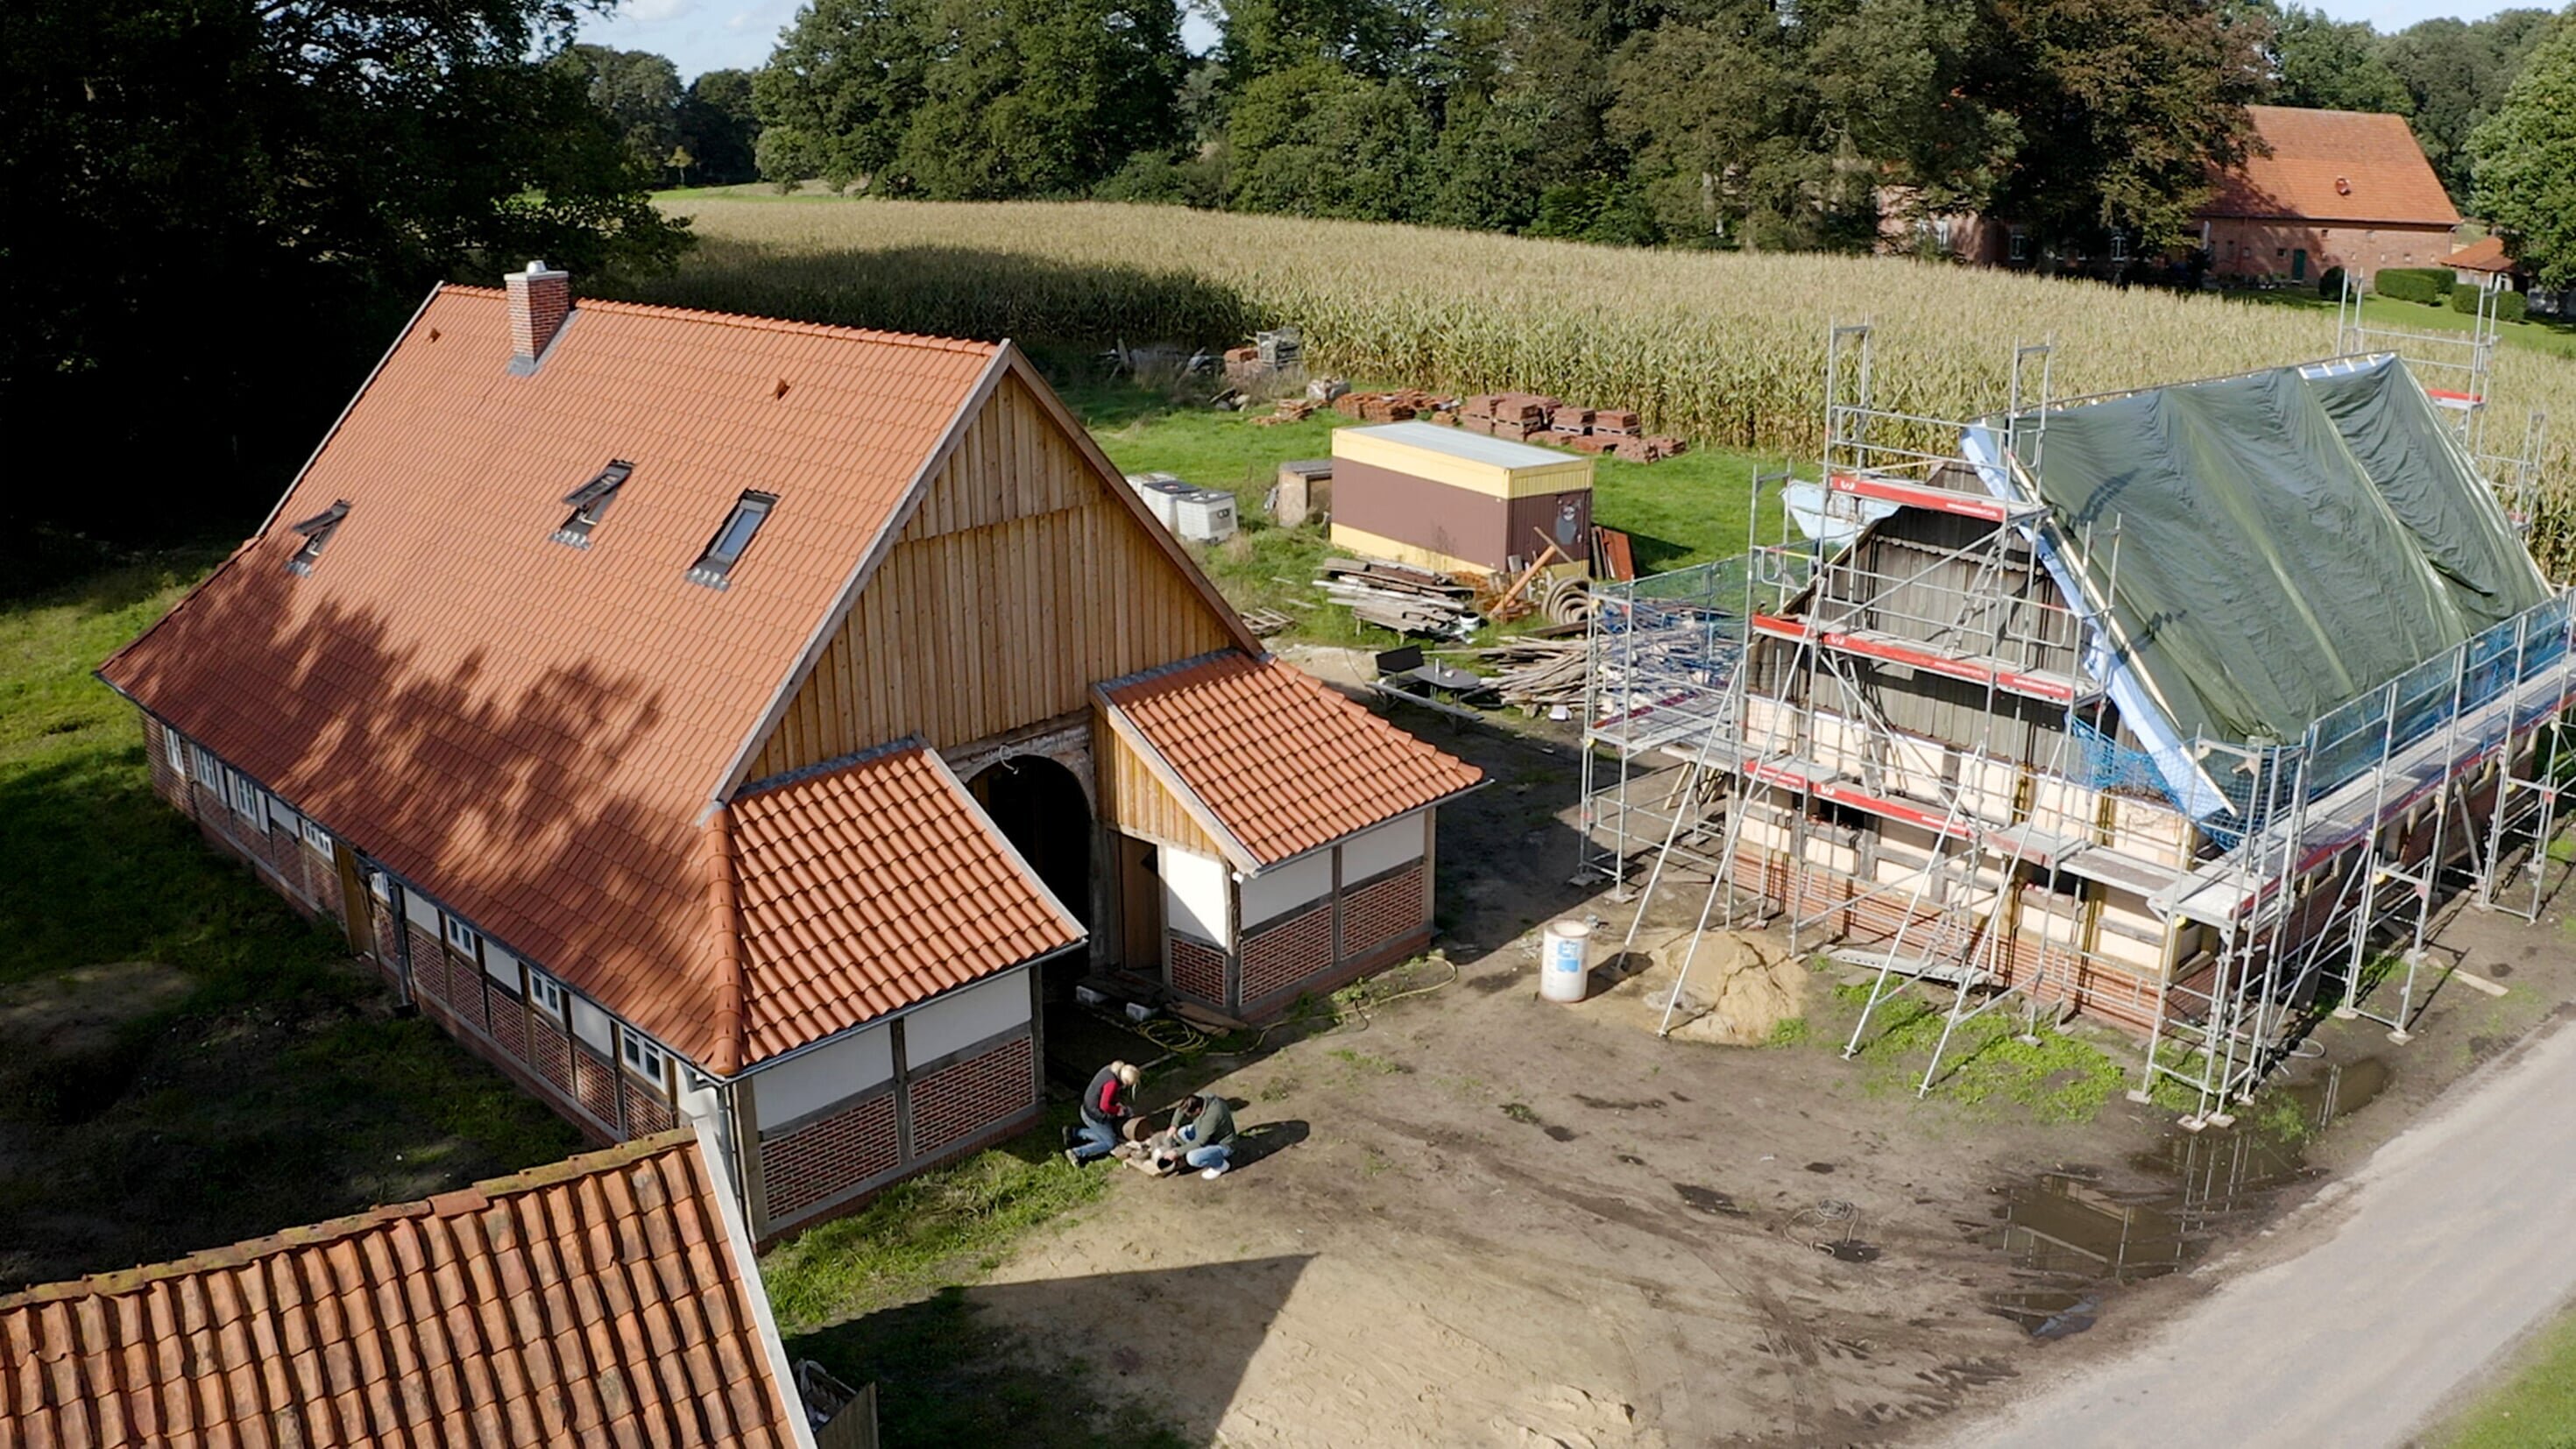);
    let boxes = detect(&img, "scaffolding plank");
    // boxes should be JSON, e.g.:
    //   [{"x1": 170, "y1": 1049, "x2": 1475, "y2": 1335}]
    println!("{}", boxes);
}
[
  {"x1": 1826, "y1": 471, "x2": 2022, "y2": 523},
  {"x1": 1830, "y1": 949, "x2": 1987, "y2": 986},
  {"x1": 2059, "y1": 844, "x2": 2179, "y2": 896},
  {"x1": 1741, "y1": 756, "x2": 1978, "y2": 840},
  {"x1": 1752, "y1": 615, "x2": 2092, "y2": 703},
  {"x1": 1984, "y1": 823, "x2": 2091, "y2": 867}
]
